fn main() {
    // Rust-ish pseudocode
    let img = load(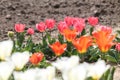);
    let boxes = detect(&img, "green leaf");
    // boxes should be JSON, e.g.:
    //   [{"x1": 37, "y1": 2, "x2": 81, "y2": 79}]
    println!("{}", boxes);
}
[
  {"x1": 100, "y1": 67, "x2": 115, "y2": 80},
  {"x1": 107, "y1": 67, "x2": 115, "y2": 80},
  {"x1": 117, "y1": 30, "x2": 120, "y2": 34},
  {"x1": 81, "y1": 29, "x2": 86, "y2": 36},
  {"x1": 86, "y1": 77, "x2": 93, "y2": 80},
  {"x1": 42, "y1": 35, "x2": 48, "y2": 47},
  {"x1": 115, "y1": 37, "x2": 120, "y2": 42},
  {"x1": 90, "y1": 27, "x2": 94, "y2": 35},
  {"x1": 58, "y1": 34, "x2": 64, "y2": 43},
  {"x1": 105, "y1": 55, "x2": 117, "y2": 63}
]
